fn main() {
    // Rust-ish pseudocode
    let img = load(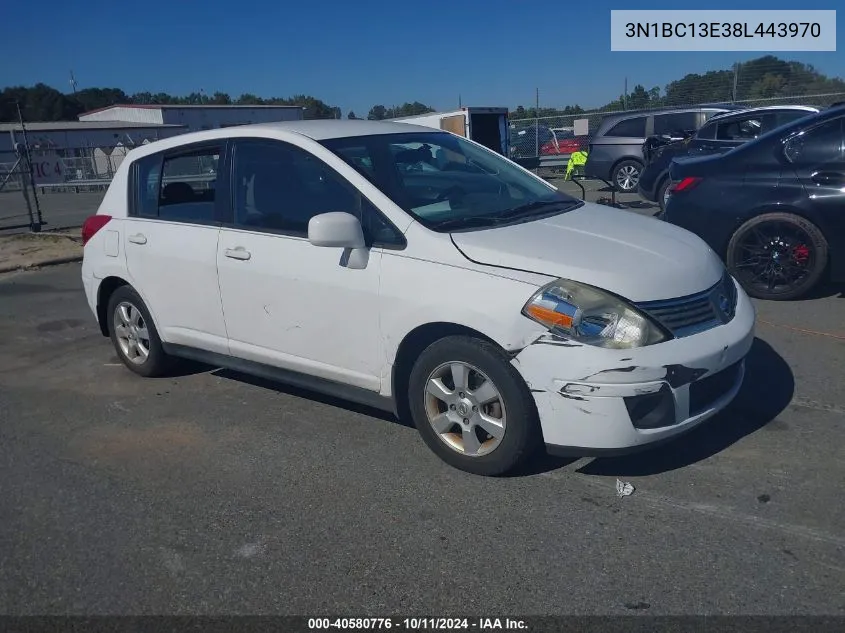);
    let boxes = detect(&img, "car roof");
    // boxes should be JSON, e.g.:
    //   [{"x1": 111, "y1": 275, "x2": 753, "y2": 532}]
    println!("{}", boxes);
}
[
  {"x1": 124, "y1": 119, "x2": 441, "y2": 160},
  {"x1": 600, "y1": 106, "x2": 731, "y2": 124},
  {"x1": 705, "y1": 105, "x2": 819, "y2": 123},
  {"x1": 594, "y1": 106, "x2": 734, "y2": 135}
]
